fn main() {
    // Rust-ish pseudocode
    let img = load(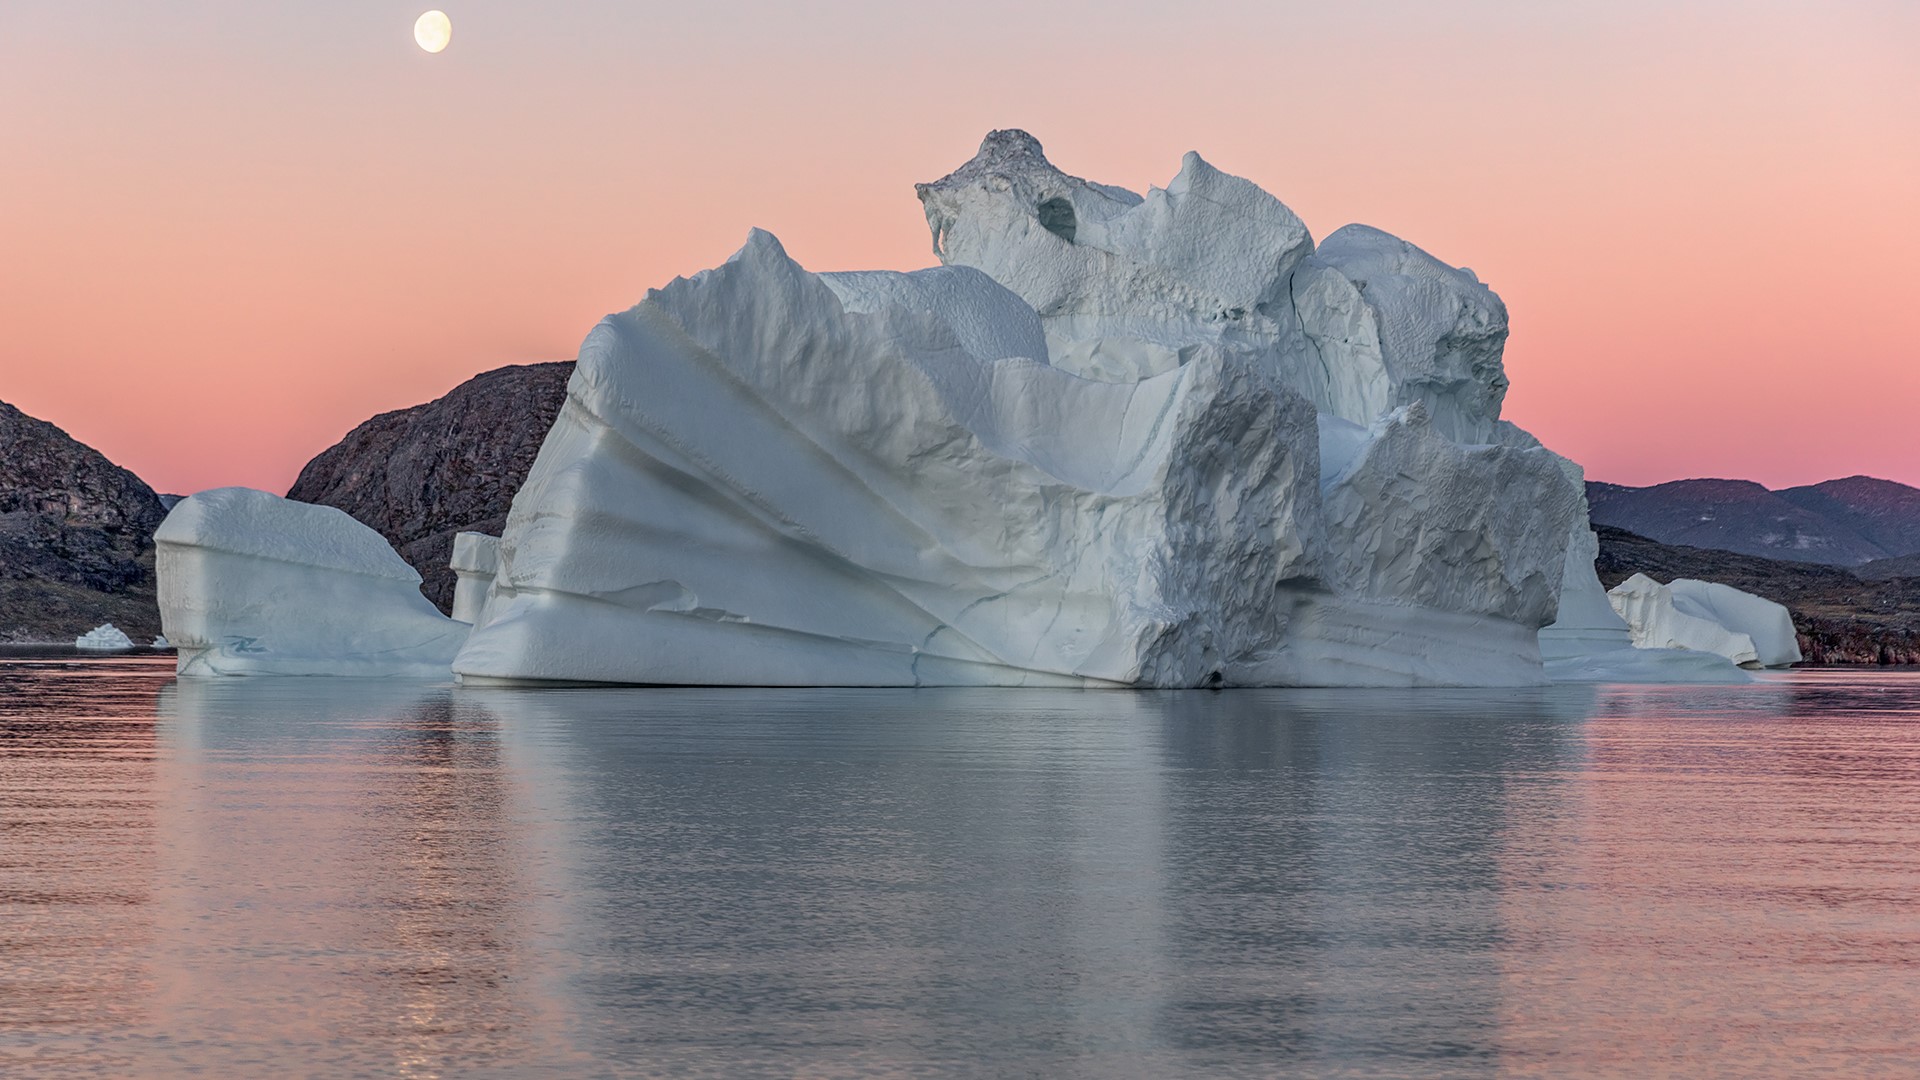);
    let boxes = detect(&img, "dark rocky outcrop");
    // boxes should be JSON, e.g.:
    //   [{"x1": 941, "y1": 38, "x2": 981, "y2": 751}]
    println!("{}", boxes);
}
[
  {"x1": 286, "y1": 362, "x2": 573, "y2": 613},
  {"x1": 1588, "y1": 476, "x2": 1920, "y2": 566},
  {"x1": 1595, "y1": 524, "x2": 1920, "y2": 665},
  {"x1": 0, "y1": 401, "x2": 167, "y2": 642}
]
